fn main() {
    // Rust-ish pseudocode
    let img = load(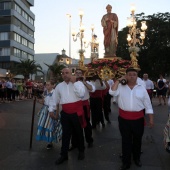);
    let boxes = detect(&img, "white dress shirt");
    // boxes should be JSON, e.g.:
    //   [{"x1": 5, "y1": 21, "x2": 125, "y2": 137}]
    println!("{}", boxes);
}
[
  {"x1": 91, "y1": 79, "x2": 106, "y2": 90},
  {"x1": 49, "y1": 81, "x2": 85, "y2": 112},
  {"x1": 82, "y1": 81, "x2": 95, "y2": 101},
  {"x1": 109, "y1": 83, "x2": 153, "y2": 114},
  {"x1": 143, "y1": 79, "x2": 154, "y2": 89}
]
